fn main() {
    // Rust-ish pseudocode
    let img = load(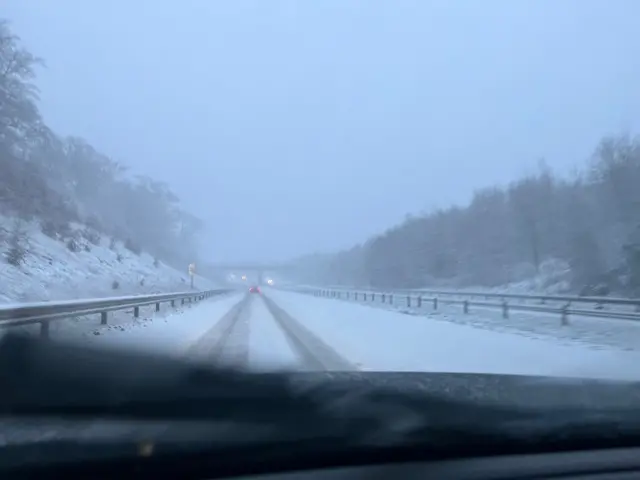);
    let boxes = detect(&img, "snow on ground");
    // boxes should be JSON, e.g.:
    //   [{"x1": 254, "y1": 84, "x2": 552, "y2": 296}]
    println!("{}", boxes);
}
[
  {"x1": 0, "y1": 215, "x2": 217, "y2": 304},
  {"x1": 266, "y1": 289, "x2": 640, "y2": 381},
  {"x1": 419, "y1": 259, "x2": 573, "y2": 295},
  {"x1": 69, "y1": 292, "x2": 243, "y2": 358},
  {"x1": 0, "y1": 215, "x2": 224, "y2": 336},
  {"x1": 39, "y1": 283, "x2": 640, "y2": 381},
  {"x1": 247, "y1": 297, "x2": 299, "y2": 371},
  {"x1": 421, "y1": 303, "x2": 640, "y2": 352},
  {"x1": 342, "y1": 293, "x2": 640, "y2": 353}
]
